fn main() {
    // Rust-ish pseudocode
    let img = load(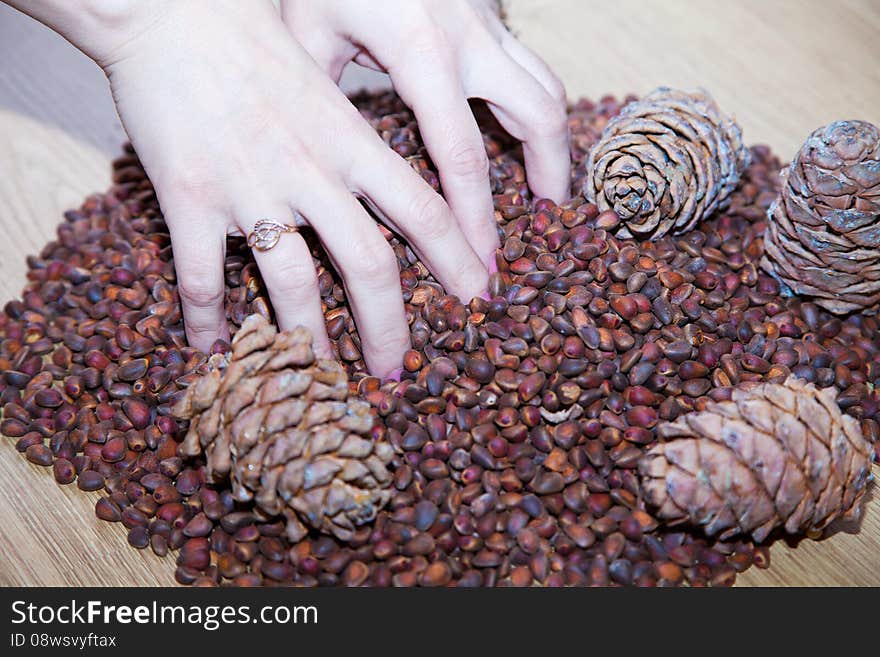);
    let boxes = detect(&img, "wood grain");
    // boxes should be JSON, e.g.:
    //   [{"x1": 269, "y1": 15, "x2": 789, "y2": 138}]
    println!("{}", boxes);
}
[
  {"x1": 1, "y1": 0, "x2": 879, "y2": 586},
  {"x1": 507, "y1": 0, "x2": 880, "y2": 157}
]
